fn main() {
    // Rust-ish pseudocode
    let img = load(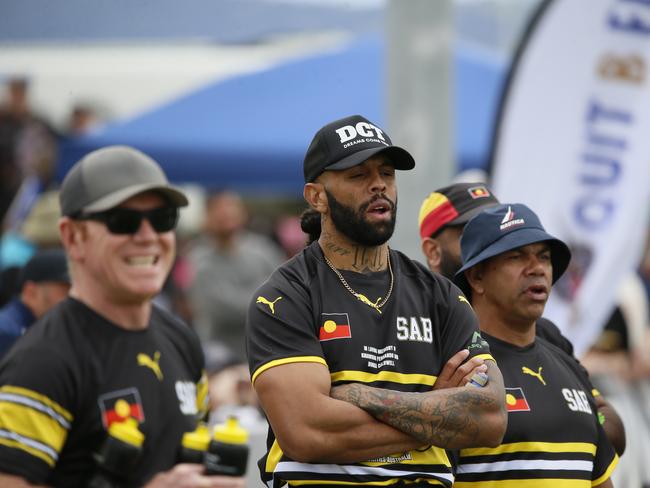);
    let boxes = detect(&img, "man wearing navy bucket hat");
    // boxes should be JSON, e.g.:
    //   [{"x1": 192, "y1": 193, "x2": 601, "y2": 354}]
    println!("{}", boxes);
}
[{"x1": 453, "y1": 203, "x2": 619, "y2": 488}]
